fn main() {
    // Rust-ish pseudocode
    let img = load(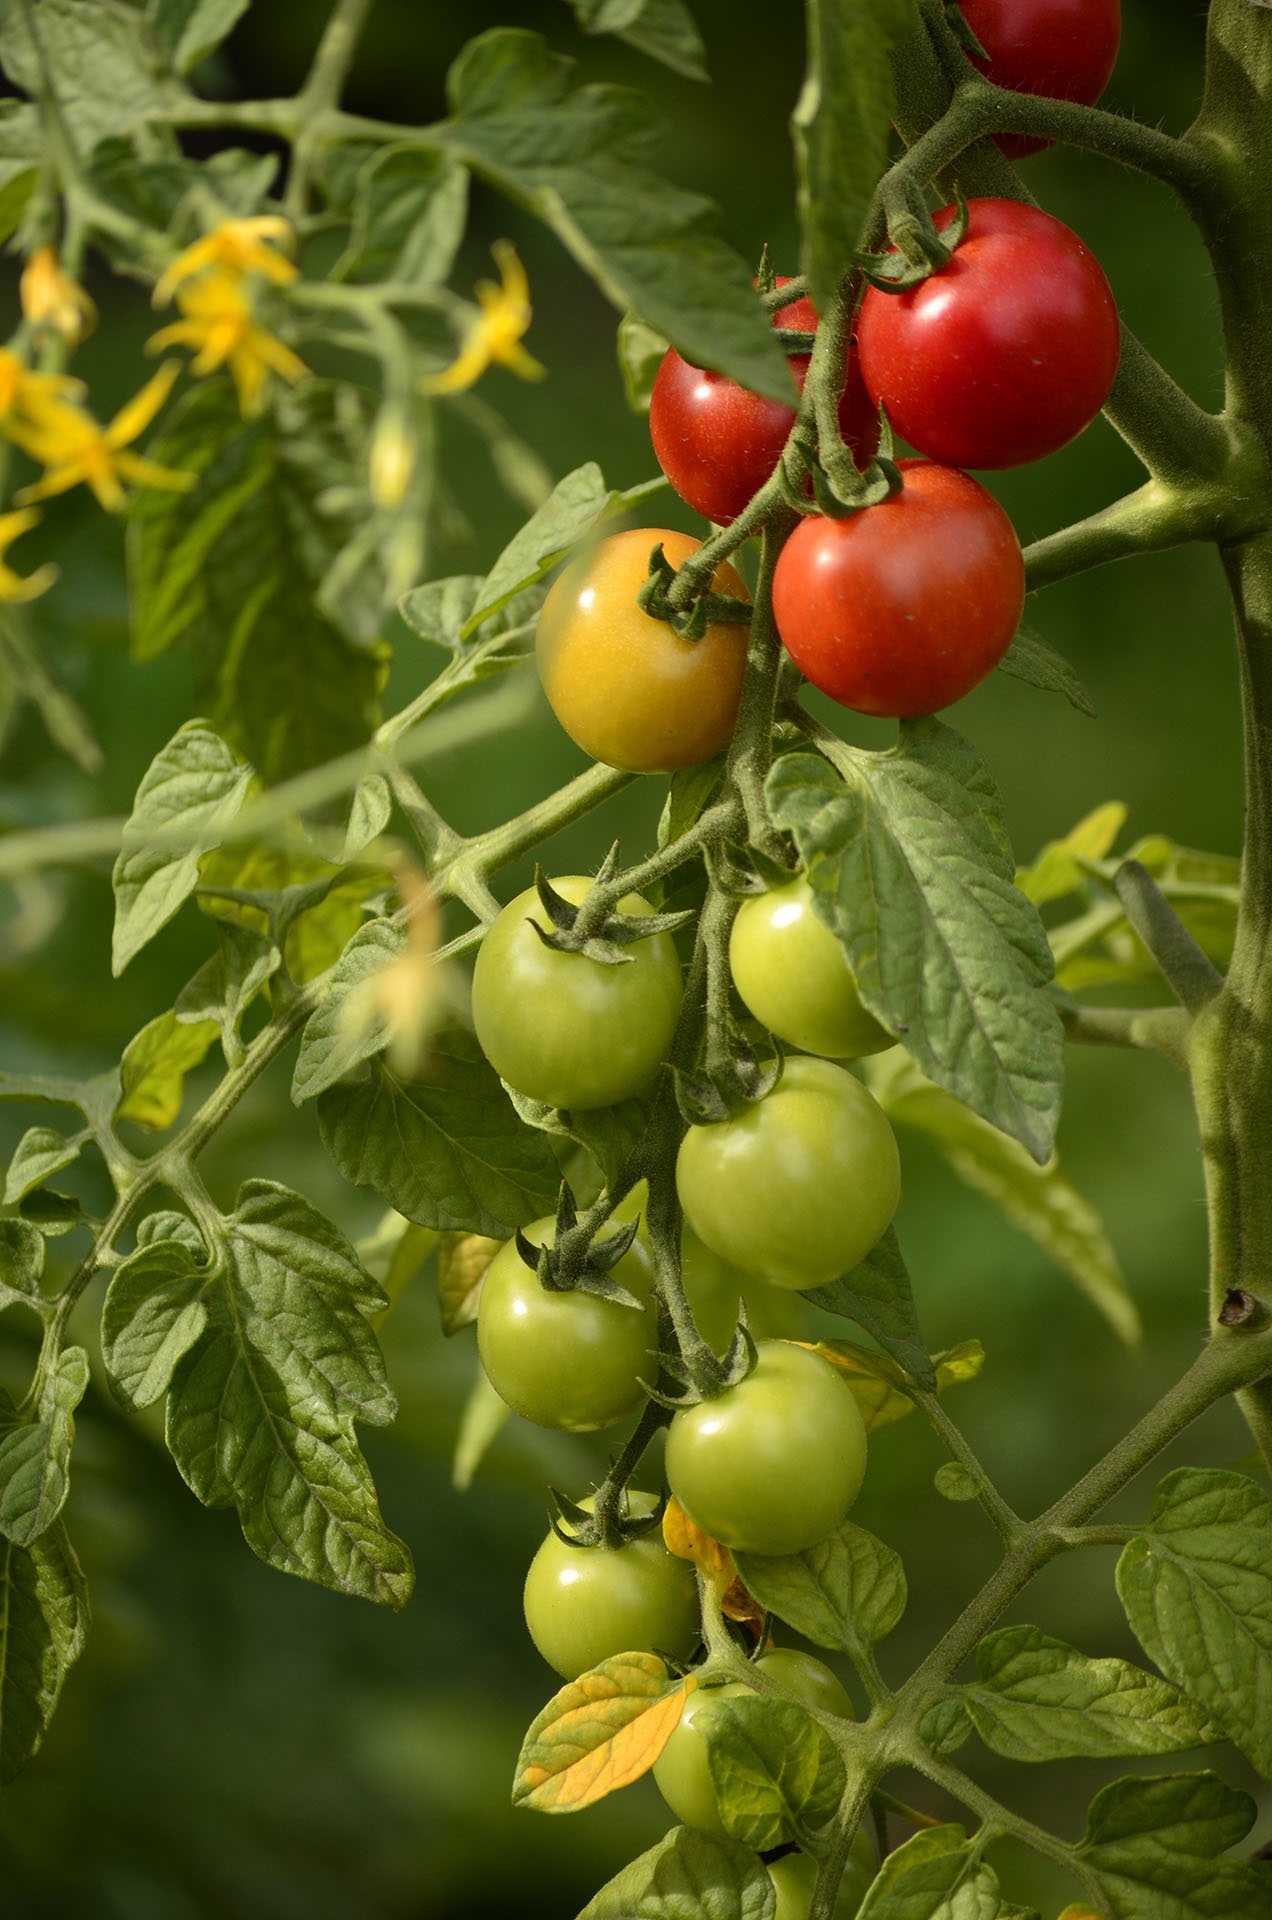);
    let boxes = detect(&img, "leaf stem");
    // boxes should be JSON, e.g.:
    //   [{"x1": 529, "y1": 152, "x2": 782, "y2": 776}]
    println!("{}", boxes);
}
[
  {"x1": 1112, "y1": 859, "x2": 1225, "y2": 1014},
  {"x1": 912, "y1": 1392, "x2": 1024, "y2": 1545}
]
